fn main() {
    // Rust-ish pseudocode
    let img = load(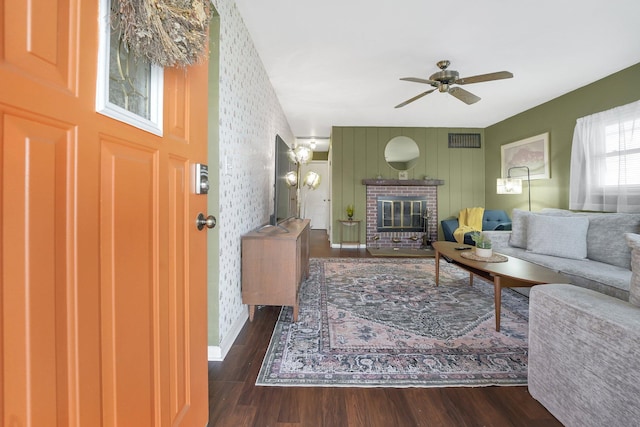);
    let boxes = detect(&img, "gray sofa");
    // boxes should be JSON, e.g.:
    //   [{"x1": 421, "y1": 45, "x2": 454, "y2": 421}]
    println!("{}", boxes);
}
[
  {"x1": 484, "y1": 209, "x2": 640, "y2": 300},
  {"x1": 485, "y1": 210, "x2": 640, "y2": 426},
  {"x1": 527, "y1": 234, "x2": 640, "y2": 427}
]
